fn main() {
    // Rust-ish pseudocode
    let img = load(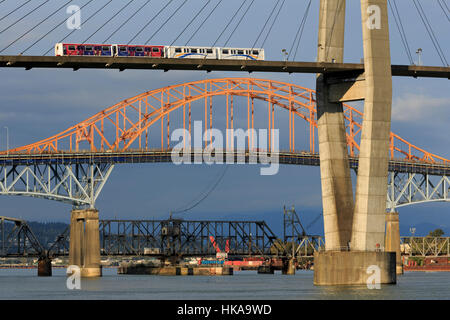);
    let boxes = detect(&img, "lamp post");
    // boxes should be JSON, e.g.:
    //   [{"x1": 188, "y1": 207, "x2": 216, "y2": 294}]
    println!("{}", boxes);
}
[
  {"x1": 416, "y1": 48, "x2": 422, "y2": 66},
  {"x1": 281, "y1": 49, "x2": 288, "y2": 62},
  {"x1": 4, "y1": 126, "x2": 8, "y2": 156}
]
